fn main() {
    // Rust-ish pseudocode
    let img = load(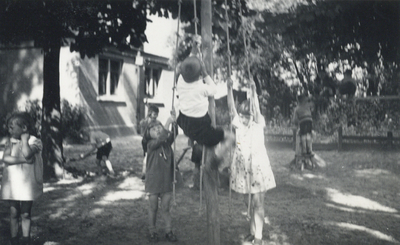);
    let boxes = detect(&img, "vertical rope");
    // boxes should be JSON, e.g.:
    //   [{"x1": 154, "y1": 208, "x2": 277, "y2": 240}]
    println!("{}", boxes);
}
[
  {"x1": 172, "y1": 0, "x2": 182, "y2": 206},
  {"x1": 223, "y1": 0, "x2": 233, "y2": 218},
  {"x1": 238, "y1": 0, "x2": 253, "y2": 219}
]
